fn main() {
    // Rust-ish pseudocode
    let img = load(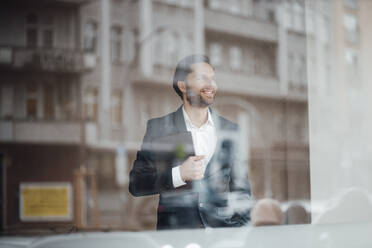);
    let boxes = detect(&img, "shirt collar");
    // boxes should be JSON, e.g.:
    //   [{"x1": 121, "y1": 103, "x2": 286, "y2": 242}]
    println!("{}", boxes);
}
[{"x1": 182, "y1": 106, "x2": 214, "y2": 130}]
